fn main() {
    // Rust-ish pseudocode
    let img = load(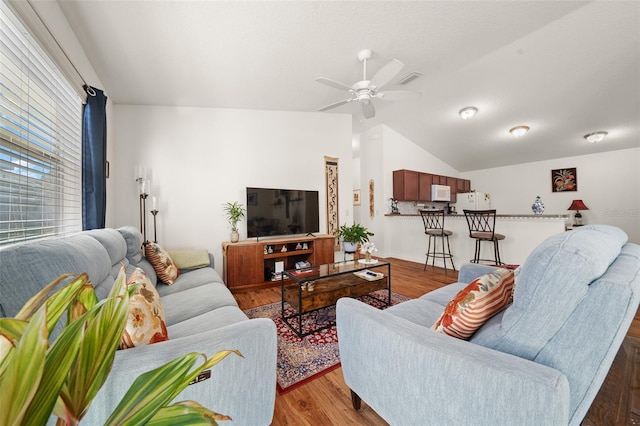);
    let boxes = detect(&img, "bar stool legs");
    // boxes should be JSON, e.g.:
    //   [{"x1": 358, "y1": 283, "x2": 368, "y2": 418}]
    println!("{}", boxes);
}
[{"x1": 424, "y1": 232, "x2": 456, "y2": 273}]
